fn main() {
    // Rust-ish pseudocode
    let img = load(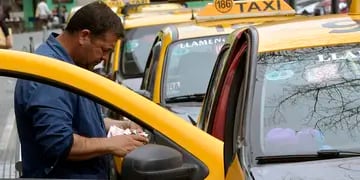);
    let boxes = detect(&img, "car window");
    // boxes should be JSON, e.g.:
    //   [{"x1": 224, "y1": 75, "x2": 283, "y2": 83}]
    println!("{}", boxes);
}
[
  {"x1": 252, "y1": 43, "x2": 360, "y2": 157},
  {"x1": 142, "y1": 41, "x2": 162, "y2": 96},
  {"x1": 163, "y1": 35, "x2": 227, "y2": 101},
  {"x1": 120, "y1": 25, "x2": 167, "y2": 78},
  {"x1": 0, "y1": 76, "x2": 20, "y2": 178}
]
